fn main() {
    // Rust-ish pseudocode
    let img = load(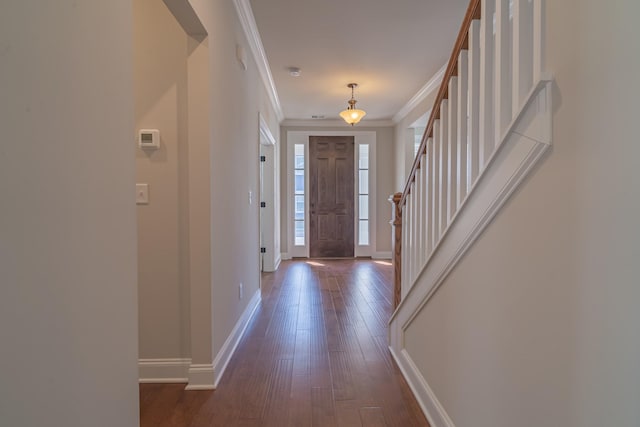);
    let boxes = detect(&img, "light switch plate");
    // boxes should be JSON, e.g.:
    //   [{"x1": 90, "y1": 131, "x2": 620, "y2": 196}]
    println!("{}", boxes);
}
[{"x1": 136, "y1": 184, "x2": 149, "y2": 204}]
